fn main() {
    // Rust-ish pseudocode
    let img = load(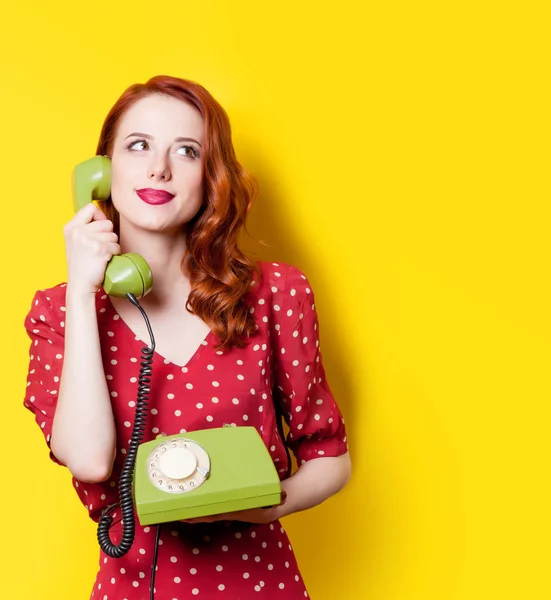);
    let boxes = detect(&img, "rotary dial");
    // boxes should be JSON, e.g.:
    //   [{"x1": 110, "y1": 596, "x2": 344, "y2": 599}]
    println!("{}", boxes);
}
[{"x1": 146, "y1": 438, "x2": 210, "y2": 494}]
